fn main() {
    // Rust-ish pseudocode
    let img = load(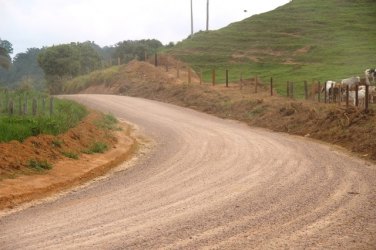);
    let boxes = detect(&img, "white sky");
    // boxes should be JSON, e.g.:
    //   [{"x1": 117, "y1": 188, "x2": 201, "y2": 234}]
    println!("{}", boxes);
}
[{"x1": 0, "y1": 0, "x2": 290, "y2": 55}]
